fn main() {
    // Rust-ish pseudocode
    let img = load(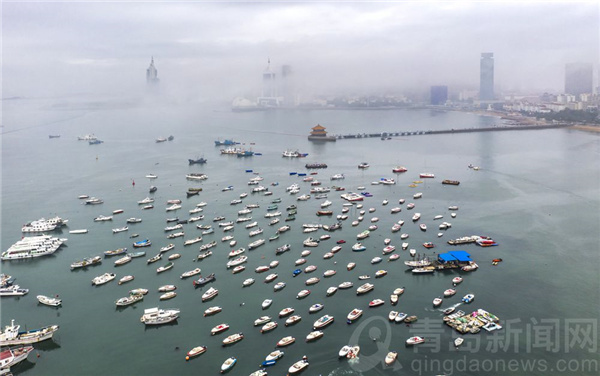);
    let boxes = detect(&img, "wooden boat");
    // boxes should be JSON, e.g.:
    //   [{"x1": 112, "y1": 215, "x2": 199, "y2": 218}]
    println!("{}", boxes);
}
[{"x1": 156, "y1": 262, "x2": 174, "y2": 273}]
